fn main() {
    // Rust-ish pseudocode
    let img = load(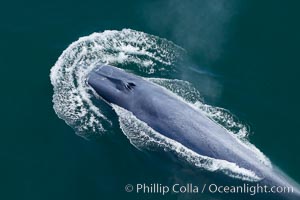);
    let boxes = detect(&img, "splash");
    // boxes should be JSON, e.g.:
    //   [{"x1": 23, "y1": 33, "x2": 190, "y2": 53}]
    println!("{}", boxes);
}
[
  {"x1": 113, "y1": 104, "x2": 260, "y2": 181},
  {"x1": 50, "y1": 29, "x2": 183, "y2": 136},
  {"x1": 149, "y1": 78, "x2": 272, "y2": 168},
  {"x1": 50, "y1": 29, "x2": 271, "y2": 180}
]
